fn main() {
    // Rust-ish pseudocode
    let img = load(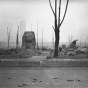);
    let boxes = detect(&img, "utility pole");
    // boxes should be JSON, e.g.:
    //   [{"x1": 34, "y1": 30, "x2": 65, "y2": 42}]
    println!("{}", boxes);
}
[
  {"x1": 7, "y1": 23, "x2": 12, "y2": 49},
  {"x1": 42, "y1": 27, "x2": 44, "y2": 49},
  {"x1": 16, "y1": 22, "x2": 20, "y2": 49},
  {"x1": 37, "y1": 21, "x2": 39, "y2": 50}
]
